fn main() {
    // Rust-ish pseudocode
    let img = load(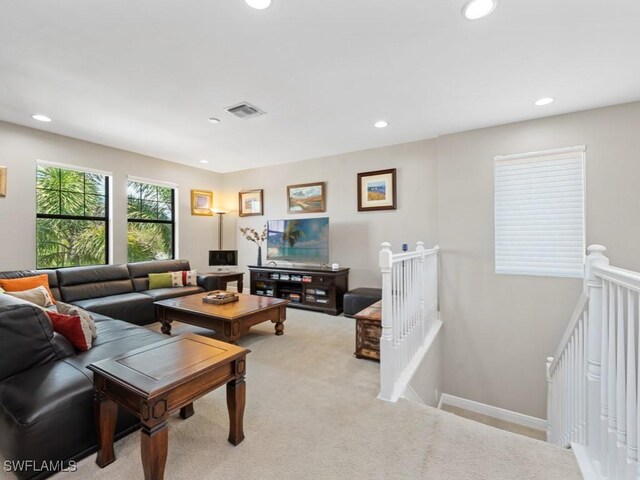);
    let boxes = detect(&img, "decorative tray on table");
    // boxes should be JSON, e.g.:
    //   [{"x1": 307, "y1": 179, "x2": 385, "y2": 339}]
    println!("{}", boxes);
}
[{"x1": 203, "y1": 290, "x2": 239, "y2": 305}]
